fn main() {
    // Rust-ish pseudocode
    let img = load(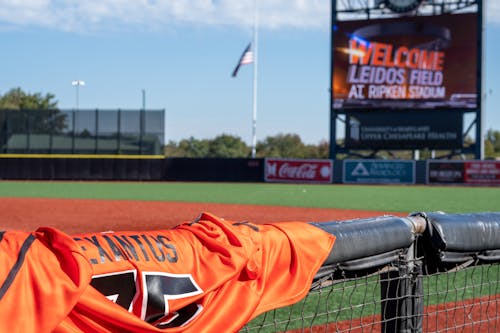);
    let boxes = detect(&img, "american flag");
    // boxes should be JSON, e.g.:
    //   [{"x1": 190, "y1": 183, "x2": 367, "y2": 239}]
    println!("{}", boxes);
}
[{"x1": 232, "y1": 43, "x2": 253, "y2": 77}]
